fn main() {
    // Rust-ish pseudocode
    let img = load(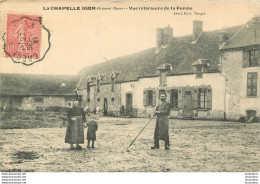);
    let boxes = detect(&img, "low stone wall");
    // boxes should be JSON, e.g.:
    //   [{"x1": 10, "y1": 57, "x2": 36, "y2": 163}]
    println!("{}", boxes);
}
[{"x1": 0, "y1": 110, "x2": 68, "y2": 129}]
